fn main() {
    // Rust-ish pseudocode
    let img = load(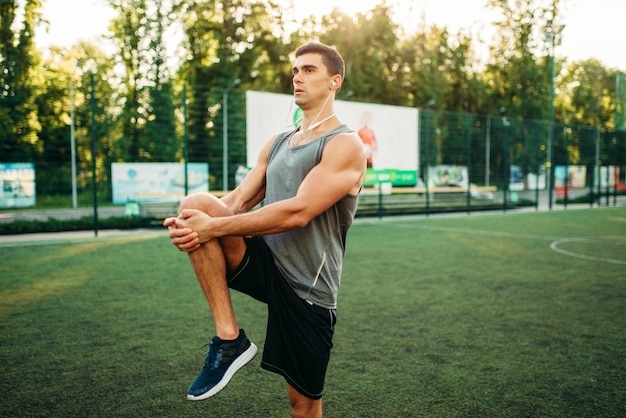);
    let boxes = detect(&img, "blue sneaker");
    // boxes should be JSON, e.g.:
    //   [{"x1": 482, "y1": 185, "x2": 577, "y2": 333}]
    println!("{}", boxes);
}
[{"x1": 187, "y1": 329, "x2": 257, "y2": 401}]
